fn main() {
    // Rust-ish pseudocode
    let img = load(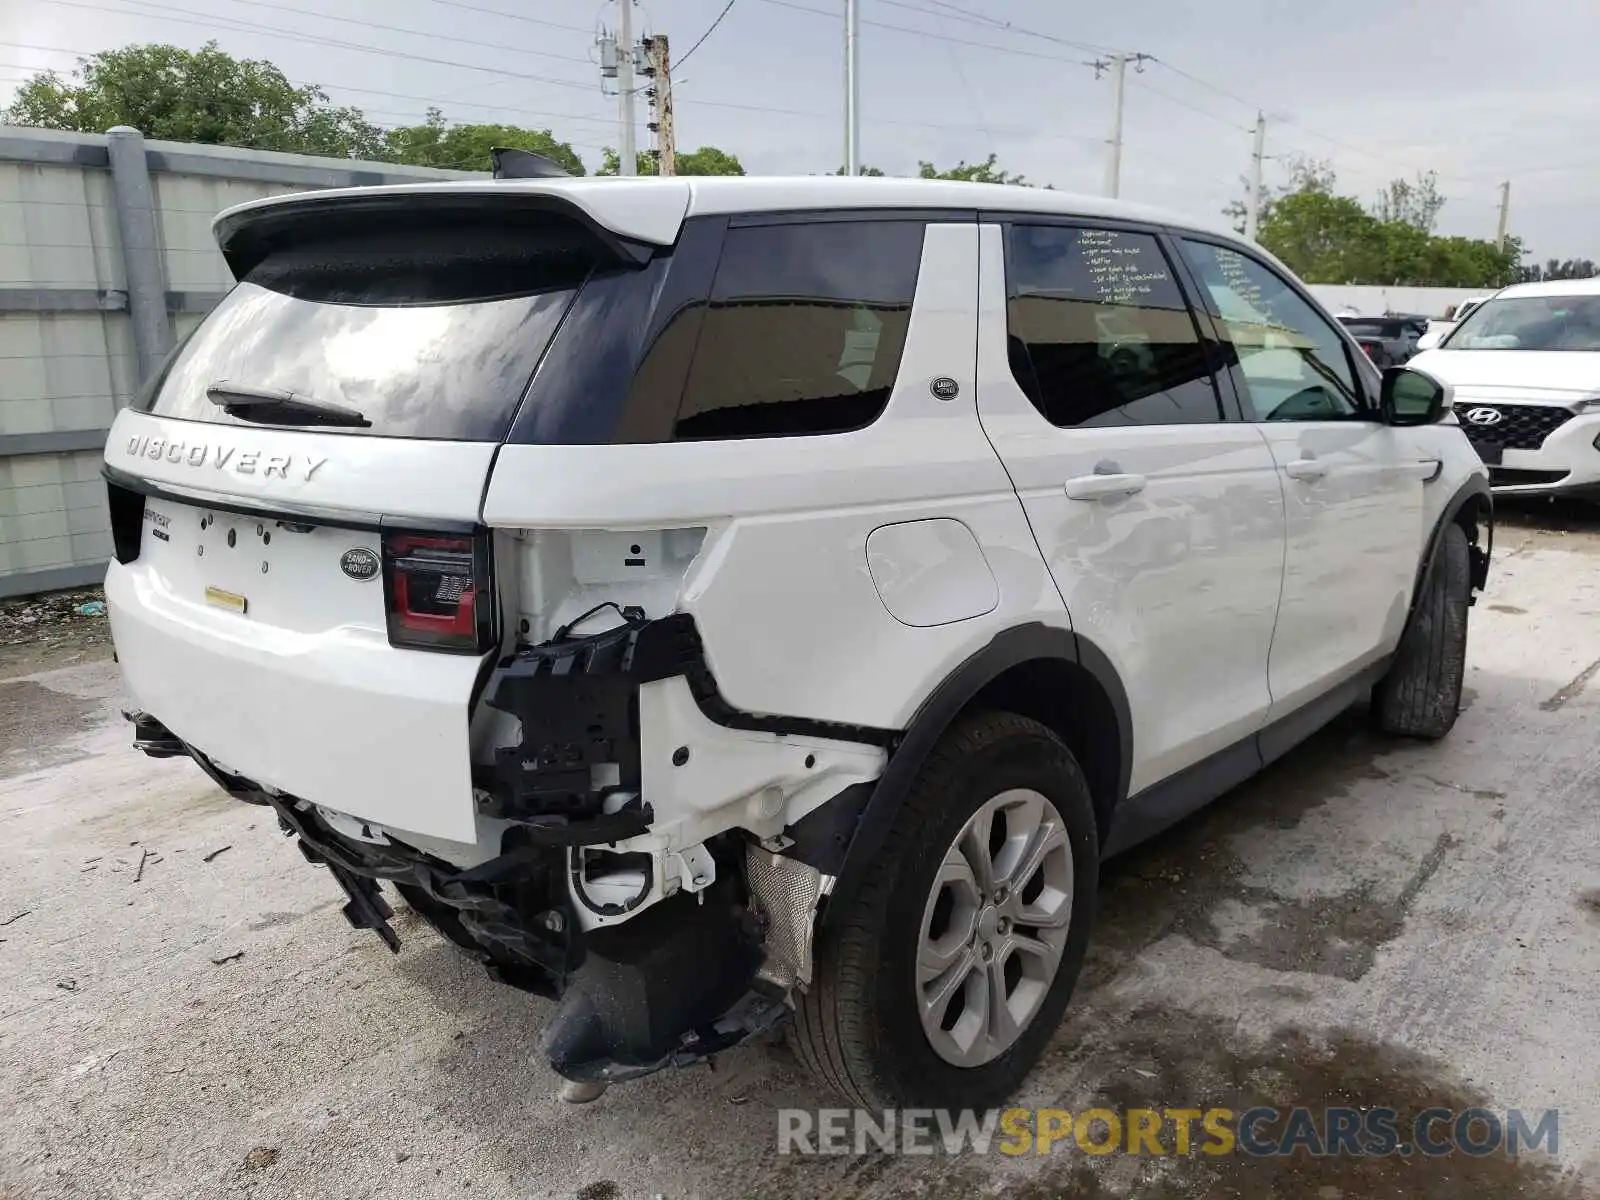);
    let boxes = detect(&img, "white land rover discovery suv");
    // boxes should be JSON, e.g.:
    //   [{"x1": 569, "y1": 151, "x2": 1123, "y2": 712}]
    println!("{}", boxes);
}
[{"x1": 104, "y1": 177, "x2": 1491, "y2": 1108}]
